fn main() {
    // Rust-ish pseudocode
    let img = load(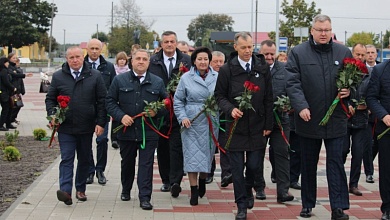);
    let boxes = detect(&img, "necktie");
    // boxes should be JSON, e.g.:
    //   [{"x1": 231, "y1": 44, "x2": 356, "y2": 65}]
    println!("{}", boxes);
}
[
  {"x1": 168, "y1": 57, "x2": 174, "y2": 77},
  {"x1": 245, "y1": 63, "x2": 250, "y2": 73},
  {"x1": 74, "y1": 71, "x2": 80, "y2": 80},
  {"x1": 92, "y1": 62, "x2": 96, "y2": 69},
  {"x1": 137, "y1": 75, "x2": 143, "y2": 83}
]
